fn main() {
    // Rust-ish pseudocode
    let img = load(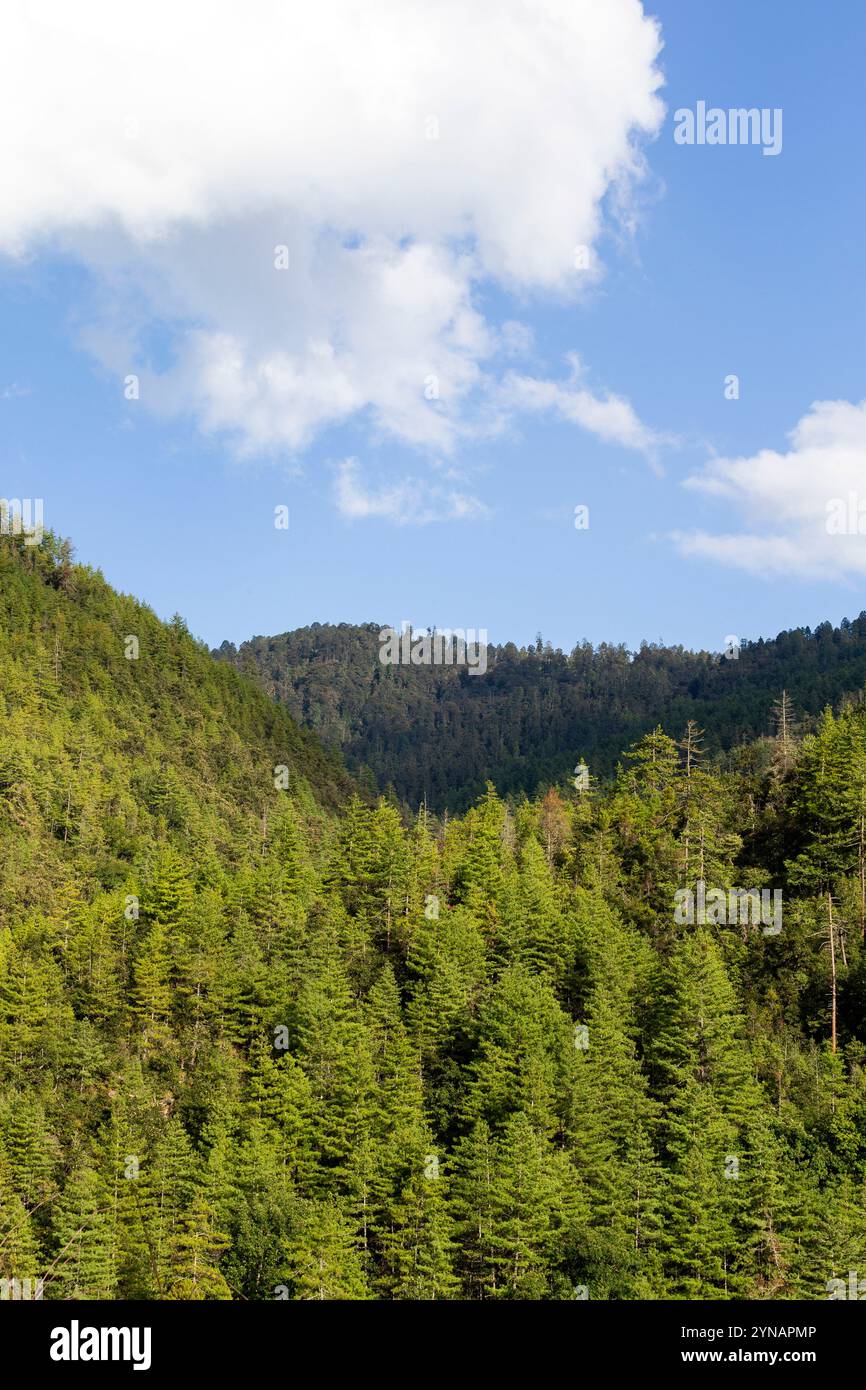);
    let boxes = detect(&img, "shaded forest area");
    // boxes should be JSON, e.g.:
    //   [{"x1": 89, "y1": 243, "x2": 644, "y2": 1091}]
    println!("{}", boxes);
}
[{"x1": 216, "y1": 618, "x2": 866, "y2": 811}]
